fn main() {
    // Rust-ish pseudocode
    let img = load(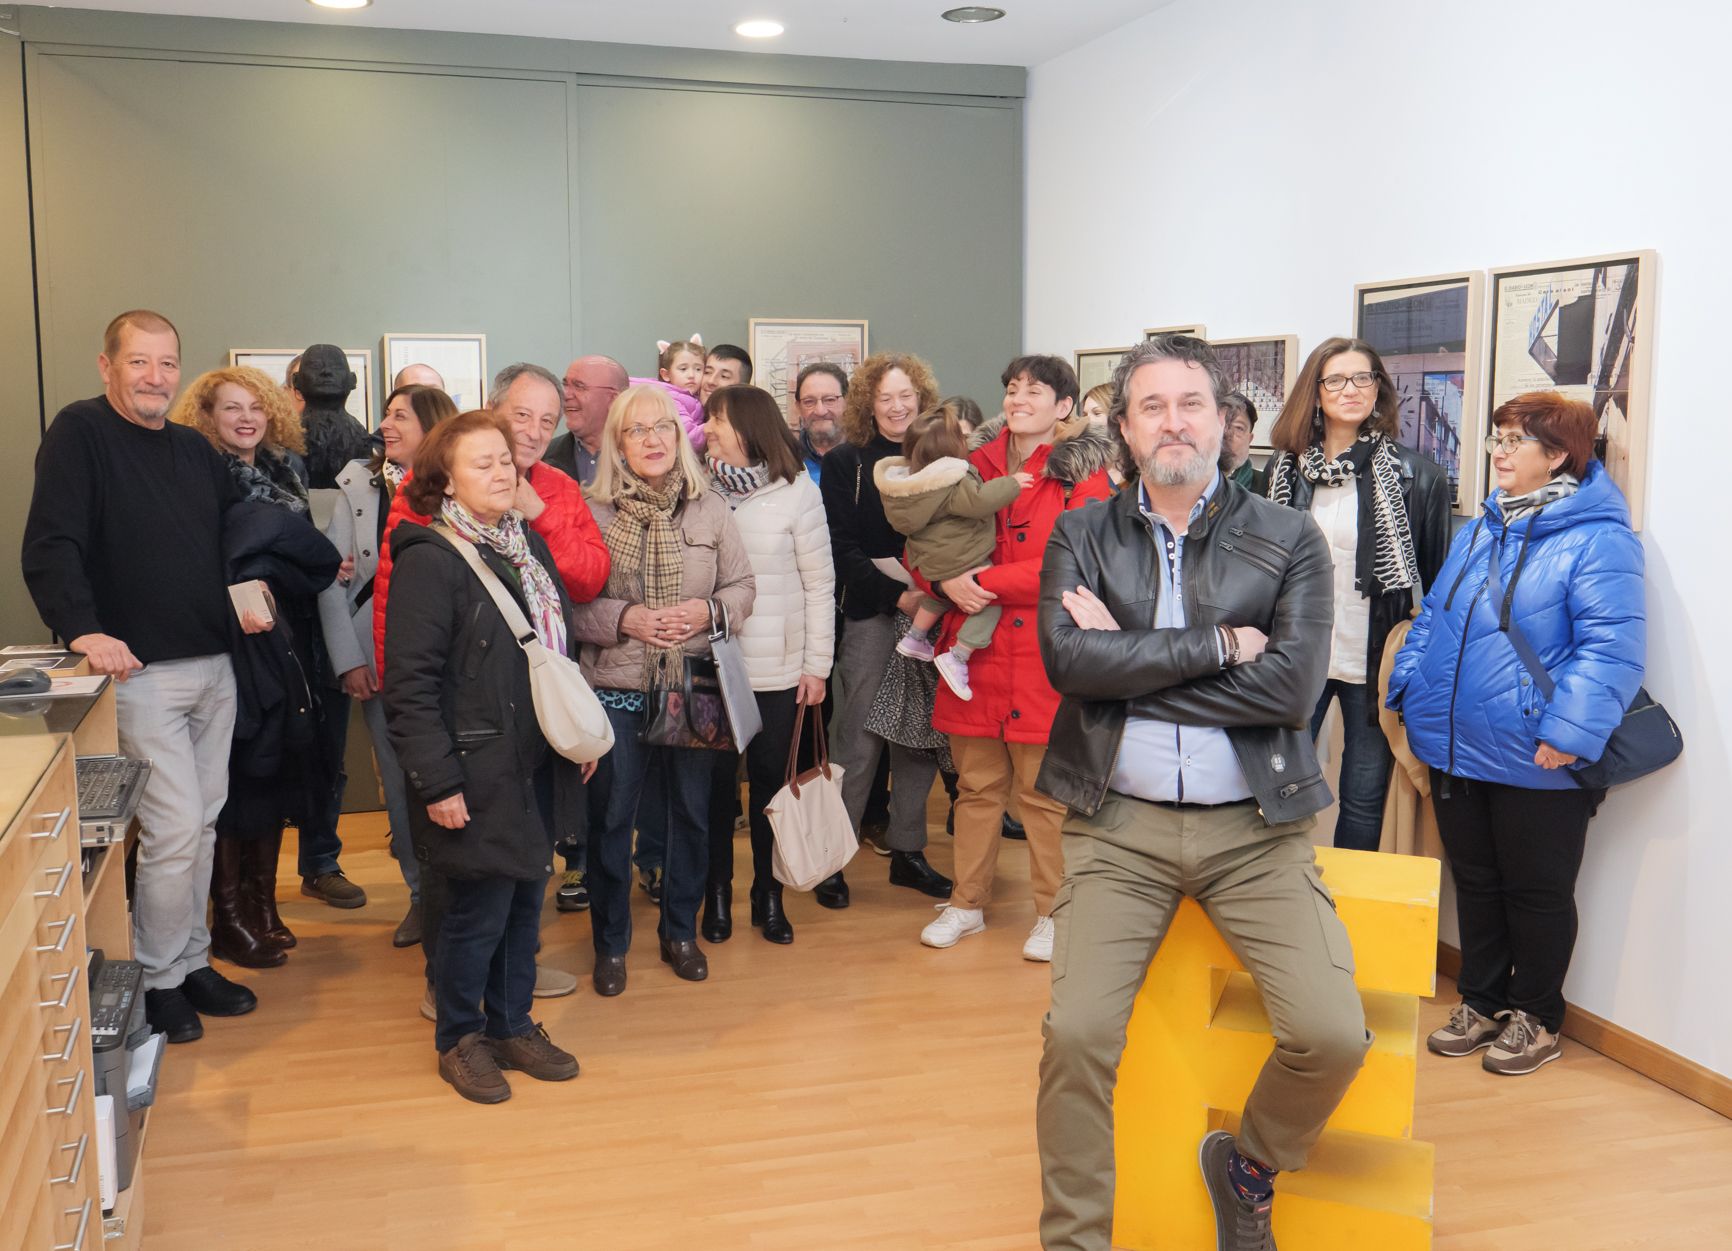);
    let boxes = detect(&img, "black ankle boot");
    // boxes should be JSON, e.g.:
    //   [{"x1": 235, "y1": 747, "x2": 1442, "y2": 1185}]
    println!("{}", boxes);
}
[
  {"x1": 750, "y1": 882, "x2": 794, "y2": 944},
  {"x1": 701, "y1": 880, "x2": 732, "y2": 943}
]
